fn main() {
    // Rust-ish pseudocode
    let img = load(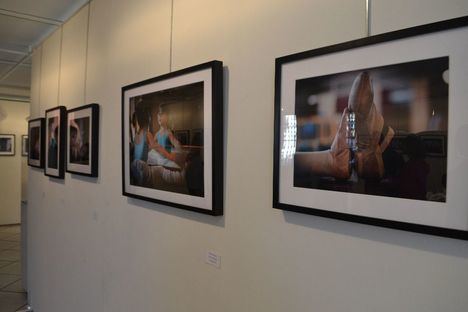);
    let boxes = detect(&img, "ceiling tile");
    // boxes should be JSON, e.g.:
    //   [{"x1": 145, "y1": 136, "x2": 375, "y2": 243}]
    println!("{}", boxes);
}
[
  {"x1": 0, "y1": 0, "x2": 88, "y2": 94},
  {"x1": 0, "y1": 65, "x2": 31, "y2": 88}
]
